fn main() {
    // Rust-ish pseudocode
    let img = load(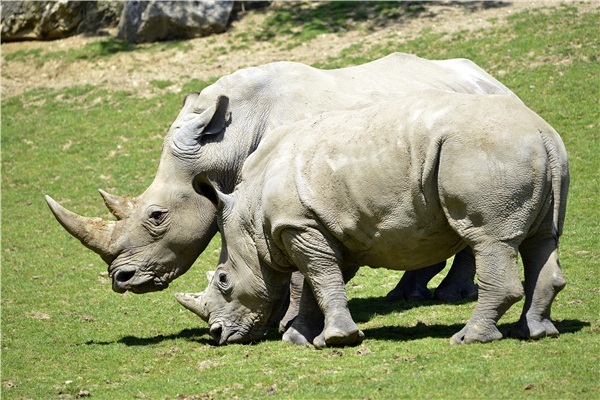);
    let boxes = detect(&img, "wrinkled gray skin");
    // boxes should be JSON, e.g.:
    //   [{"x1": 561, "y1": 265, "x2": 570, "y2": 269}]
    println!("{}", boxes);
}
[
  {"x1": 178, "y1": 91, "x2": 569, "y2": 348},
  {"x1": 45, "y1": 53, "x2": 517, "y2": 298}
]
